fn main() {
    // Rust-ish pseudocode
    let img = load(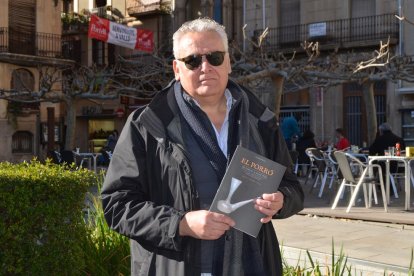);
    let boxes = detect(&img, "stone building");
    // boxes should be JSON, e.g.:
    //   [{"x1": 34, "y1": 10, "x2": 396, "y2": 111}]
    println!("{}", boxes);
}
[
  {"x1": 126, "y1": 0, "x2": 414, "y2": 146},
  {"x1": 1, "y1": 0, "x2": 414, "y2": 163}
]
